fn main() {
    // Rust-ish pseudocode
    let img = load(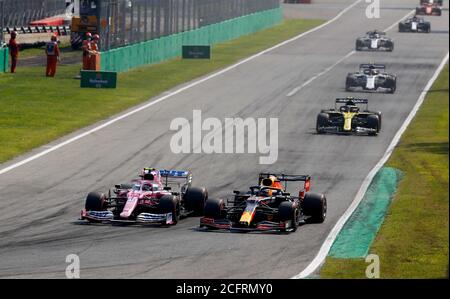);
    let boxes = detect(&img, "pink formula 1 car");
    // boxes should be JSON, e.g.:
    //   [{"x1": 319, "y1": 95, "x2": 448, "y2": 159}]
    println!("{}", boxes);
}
[
  {"x1": 80, "y1": 168, "x2": 208, "y2": 225},
  {"x1": 416, "y1": 3, "x2": 442, "y2": 15}
]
